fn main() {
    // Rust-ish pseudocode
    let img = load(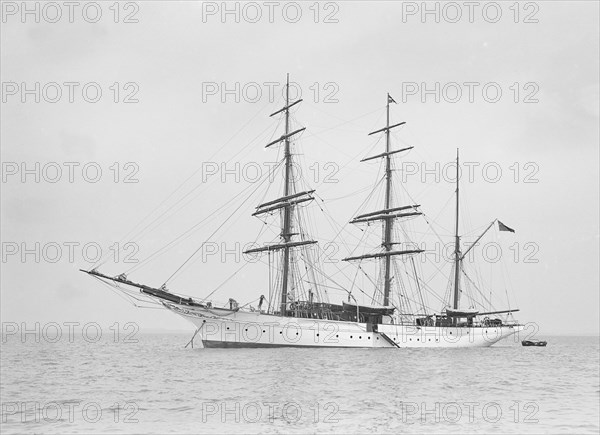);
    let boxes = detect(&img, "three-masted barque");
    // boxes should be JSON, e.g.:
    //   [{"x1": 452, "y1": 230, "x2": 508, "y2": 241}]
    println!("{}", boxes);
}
[{"x1": 83, "y1": 75, "x2": 524, "y2": 348}]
